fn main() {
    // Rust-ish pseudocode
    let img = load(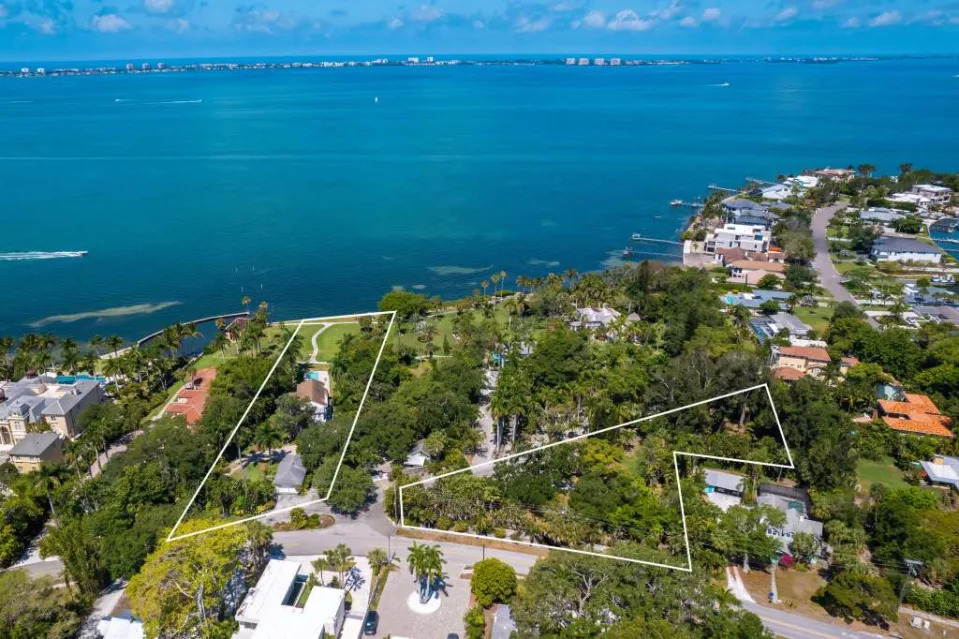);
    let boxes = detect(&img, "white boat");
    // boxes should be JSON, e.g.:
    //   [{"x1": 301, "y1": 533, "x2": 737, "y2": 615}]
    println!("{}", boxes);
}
[
  {"x1": 631, "y1": 233, "x2": 642, "y2": 241},
  {"x1": 670, "y1": 199, "x2": 682, "y2": 207}
]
